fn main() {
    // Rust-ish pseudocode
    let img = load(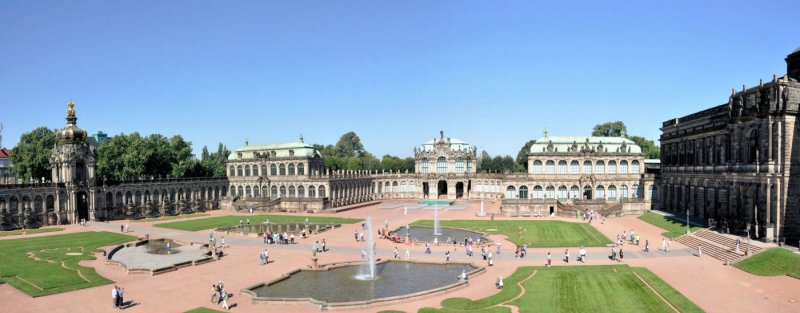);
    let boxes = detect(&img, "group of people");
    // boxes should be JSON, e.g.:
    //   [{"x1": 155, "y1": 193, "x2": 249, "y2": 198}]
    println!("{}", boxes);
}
[
  {"x1": 263, "y1": 231, "x2": 295, "y2": 245},
  {"x1": 258, "y1": 249, "x2": 269, "y2": 265},
  {"x1": 111, "y1": 285, "x2": 125, "y2": 310},
  {"x1": 210, "y1": 281, "x2": 230, "y2": 310}
]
